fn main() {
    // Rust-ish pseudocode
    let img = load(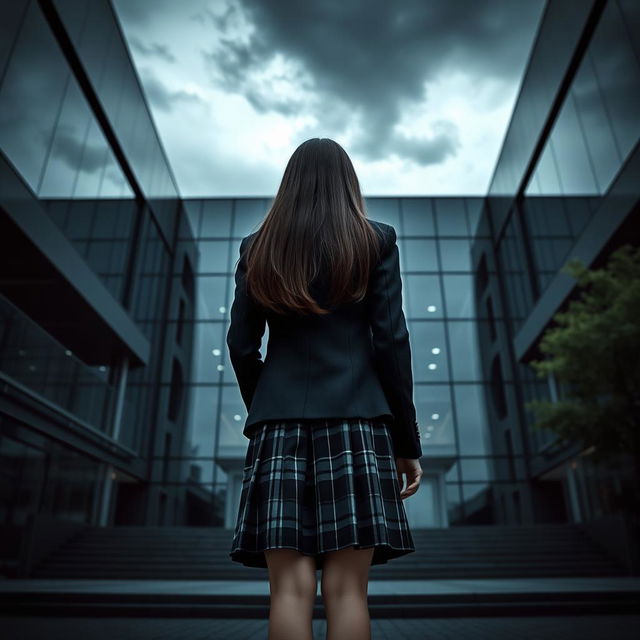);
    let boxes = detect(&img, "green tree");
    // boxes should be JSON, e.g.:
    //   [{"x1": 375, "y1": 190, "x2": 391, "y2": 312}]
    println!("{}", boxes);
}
[{"x1": 525, "y1": 244, "x2": 640, "y2": 474}]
